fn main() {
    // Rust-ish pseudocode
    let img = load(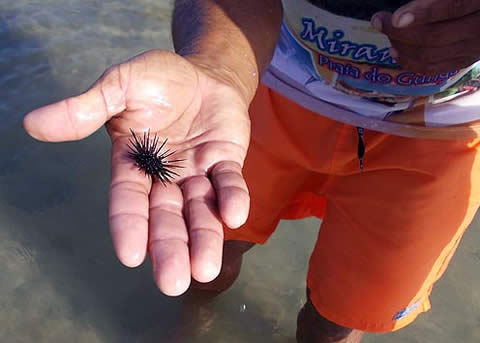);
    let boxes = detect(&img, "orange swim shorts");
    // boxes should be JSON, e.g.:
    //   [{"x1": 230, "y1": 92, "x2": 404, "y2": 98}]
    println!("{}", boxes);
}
[{"x1": 223, "y1": 84, "x2": 480, "y2": 332}]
